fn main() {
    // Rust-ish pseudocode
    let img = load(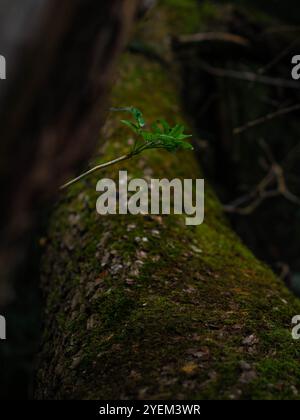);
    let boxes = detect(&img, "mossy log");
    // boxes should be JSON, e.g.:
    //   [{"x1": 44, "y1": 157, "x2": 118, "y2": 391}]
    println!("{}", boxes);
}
[{"x1": 36, "y1": 1, "x2": 300, "y2": 400}]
